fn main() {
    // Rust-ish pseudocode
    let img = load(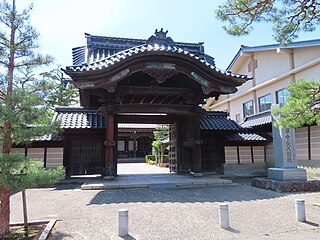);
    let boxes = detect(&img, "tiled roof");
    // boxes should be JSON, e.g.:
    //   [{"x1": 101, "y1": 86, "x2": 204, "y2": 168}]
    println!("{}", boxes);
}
[
  {"x1": 200, "y1": 111, "x2": 242, "y2": 131},
  {"x1": 65, "y1": 30, "x2": 249, "y2": 83},
  {"x1": 52, "y1": 107, "x2": 106, "y2": 129},
  {"x1": 53, "y1": 108, "x2": 243, "y2": 131},
  {"x1": 226, "y1": 132, "x2": 272, "y2": 142},
  {"x1": 72, "y1": 31, "x2": 207, "y2": 66},
  {"x1": 48, "y1": 108, "x2": 271, "y2": 144},
  {"x1": 241, "y1": 111, "x2": 272, "y2": 128},
  {"x1": 65, "y1": 43, "x2": 248, "y2": 81},
  {"x1": 32, "y1": 134, "x2": 63, "y2": 142}
]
